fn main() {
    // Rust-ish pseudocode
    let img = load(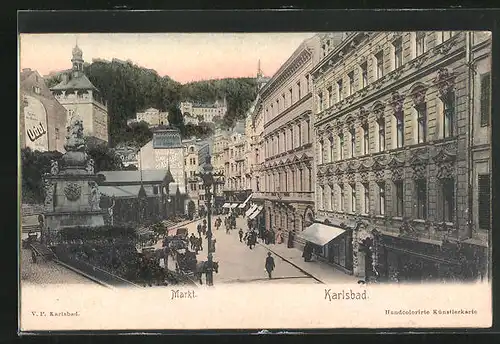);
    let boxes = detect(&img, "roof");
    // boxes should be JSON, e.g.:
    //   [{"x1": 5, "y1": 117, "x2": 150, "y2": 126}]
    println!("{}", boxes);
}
[
  {"x1": 168, "y1": 183, "x2": 186, "y2": 196},
  {"x1": 99, "y1": 170, "x2": 171, "y2": 184},
  {"x1": 298, "y1": 223, "x2": 346, "y2": 246},
  {"x1": 99, "y1": 185, "x2": 156, "y2": 199},
  {"x1": 50, "y1": 73, "x2": 98, "y2": 91}
]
